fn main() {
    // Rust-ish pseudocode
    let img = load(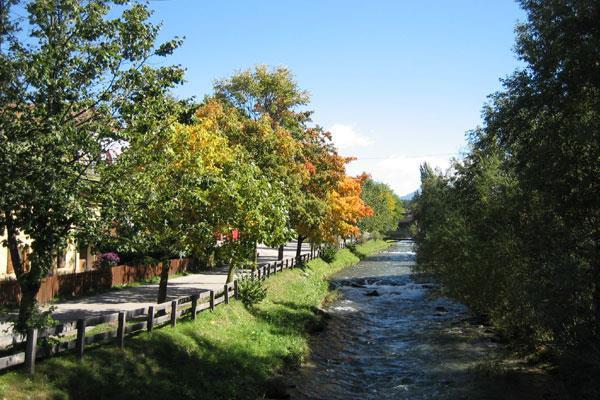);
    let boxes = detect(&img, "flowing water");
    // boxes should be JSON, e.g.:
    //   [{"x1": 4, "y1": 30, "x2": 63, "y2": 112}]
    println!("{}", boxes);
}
[{"x1": 289, "y1": 241, "x2": 502, "y2": 400}]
